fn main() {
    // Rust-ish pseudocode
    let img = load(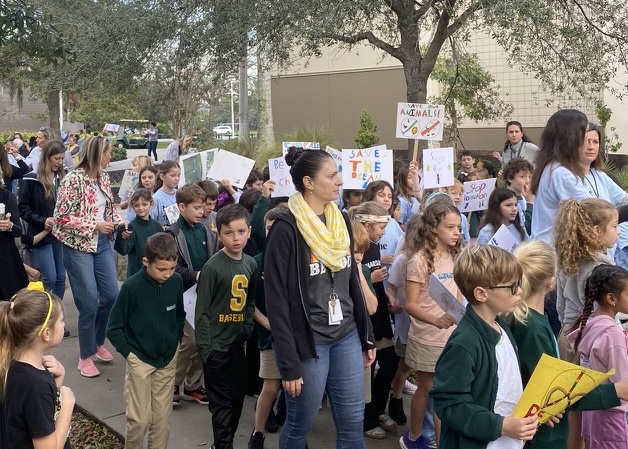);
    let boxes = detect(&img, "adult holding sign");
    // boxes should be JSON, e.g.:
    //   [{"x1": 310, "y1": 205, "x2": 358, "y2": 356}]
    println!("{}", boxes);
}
[{"x1": 264, "y1": 147, "x2": 375, "y2": 449}]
